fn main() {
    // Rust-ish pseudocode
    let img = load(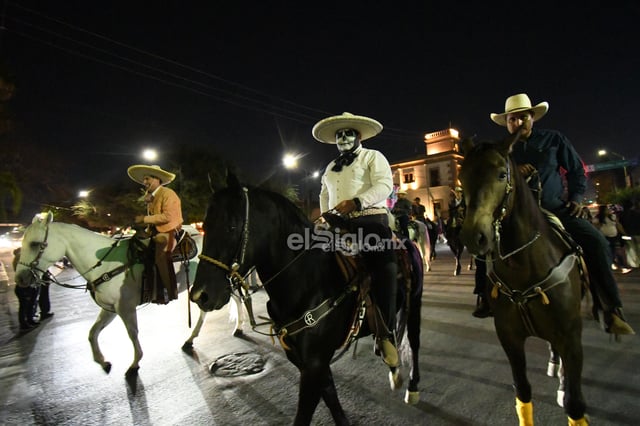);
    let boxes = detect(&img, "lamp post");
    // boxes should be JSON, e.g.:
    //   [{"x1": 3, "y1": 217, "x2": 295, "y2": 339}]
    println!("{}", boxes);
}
[{"x1": 598, "y1": 149, "x2": 630, "y2": 188}]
